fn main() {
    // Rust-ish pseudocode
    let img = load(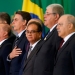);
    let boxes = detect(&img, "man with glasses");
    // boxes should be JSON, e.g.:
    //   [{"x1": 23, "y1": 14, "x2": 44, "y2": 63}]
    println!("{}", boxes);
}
[
  {"x1": 53, "y1": 14, "x2": 75, "y2": 75},
  {"x1": 19, "y1": 21, "x2": 42, "y2": 75},
  {"x1": 33, "y1": 4, "x2": 64, "y2": 75}
]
